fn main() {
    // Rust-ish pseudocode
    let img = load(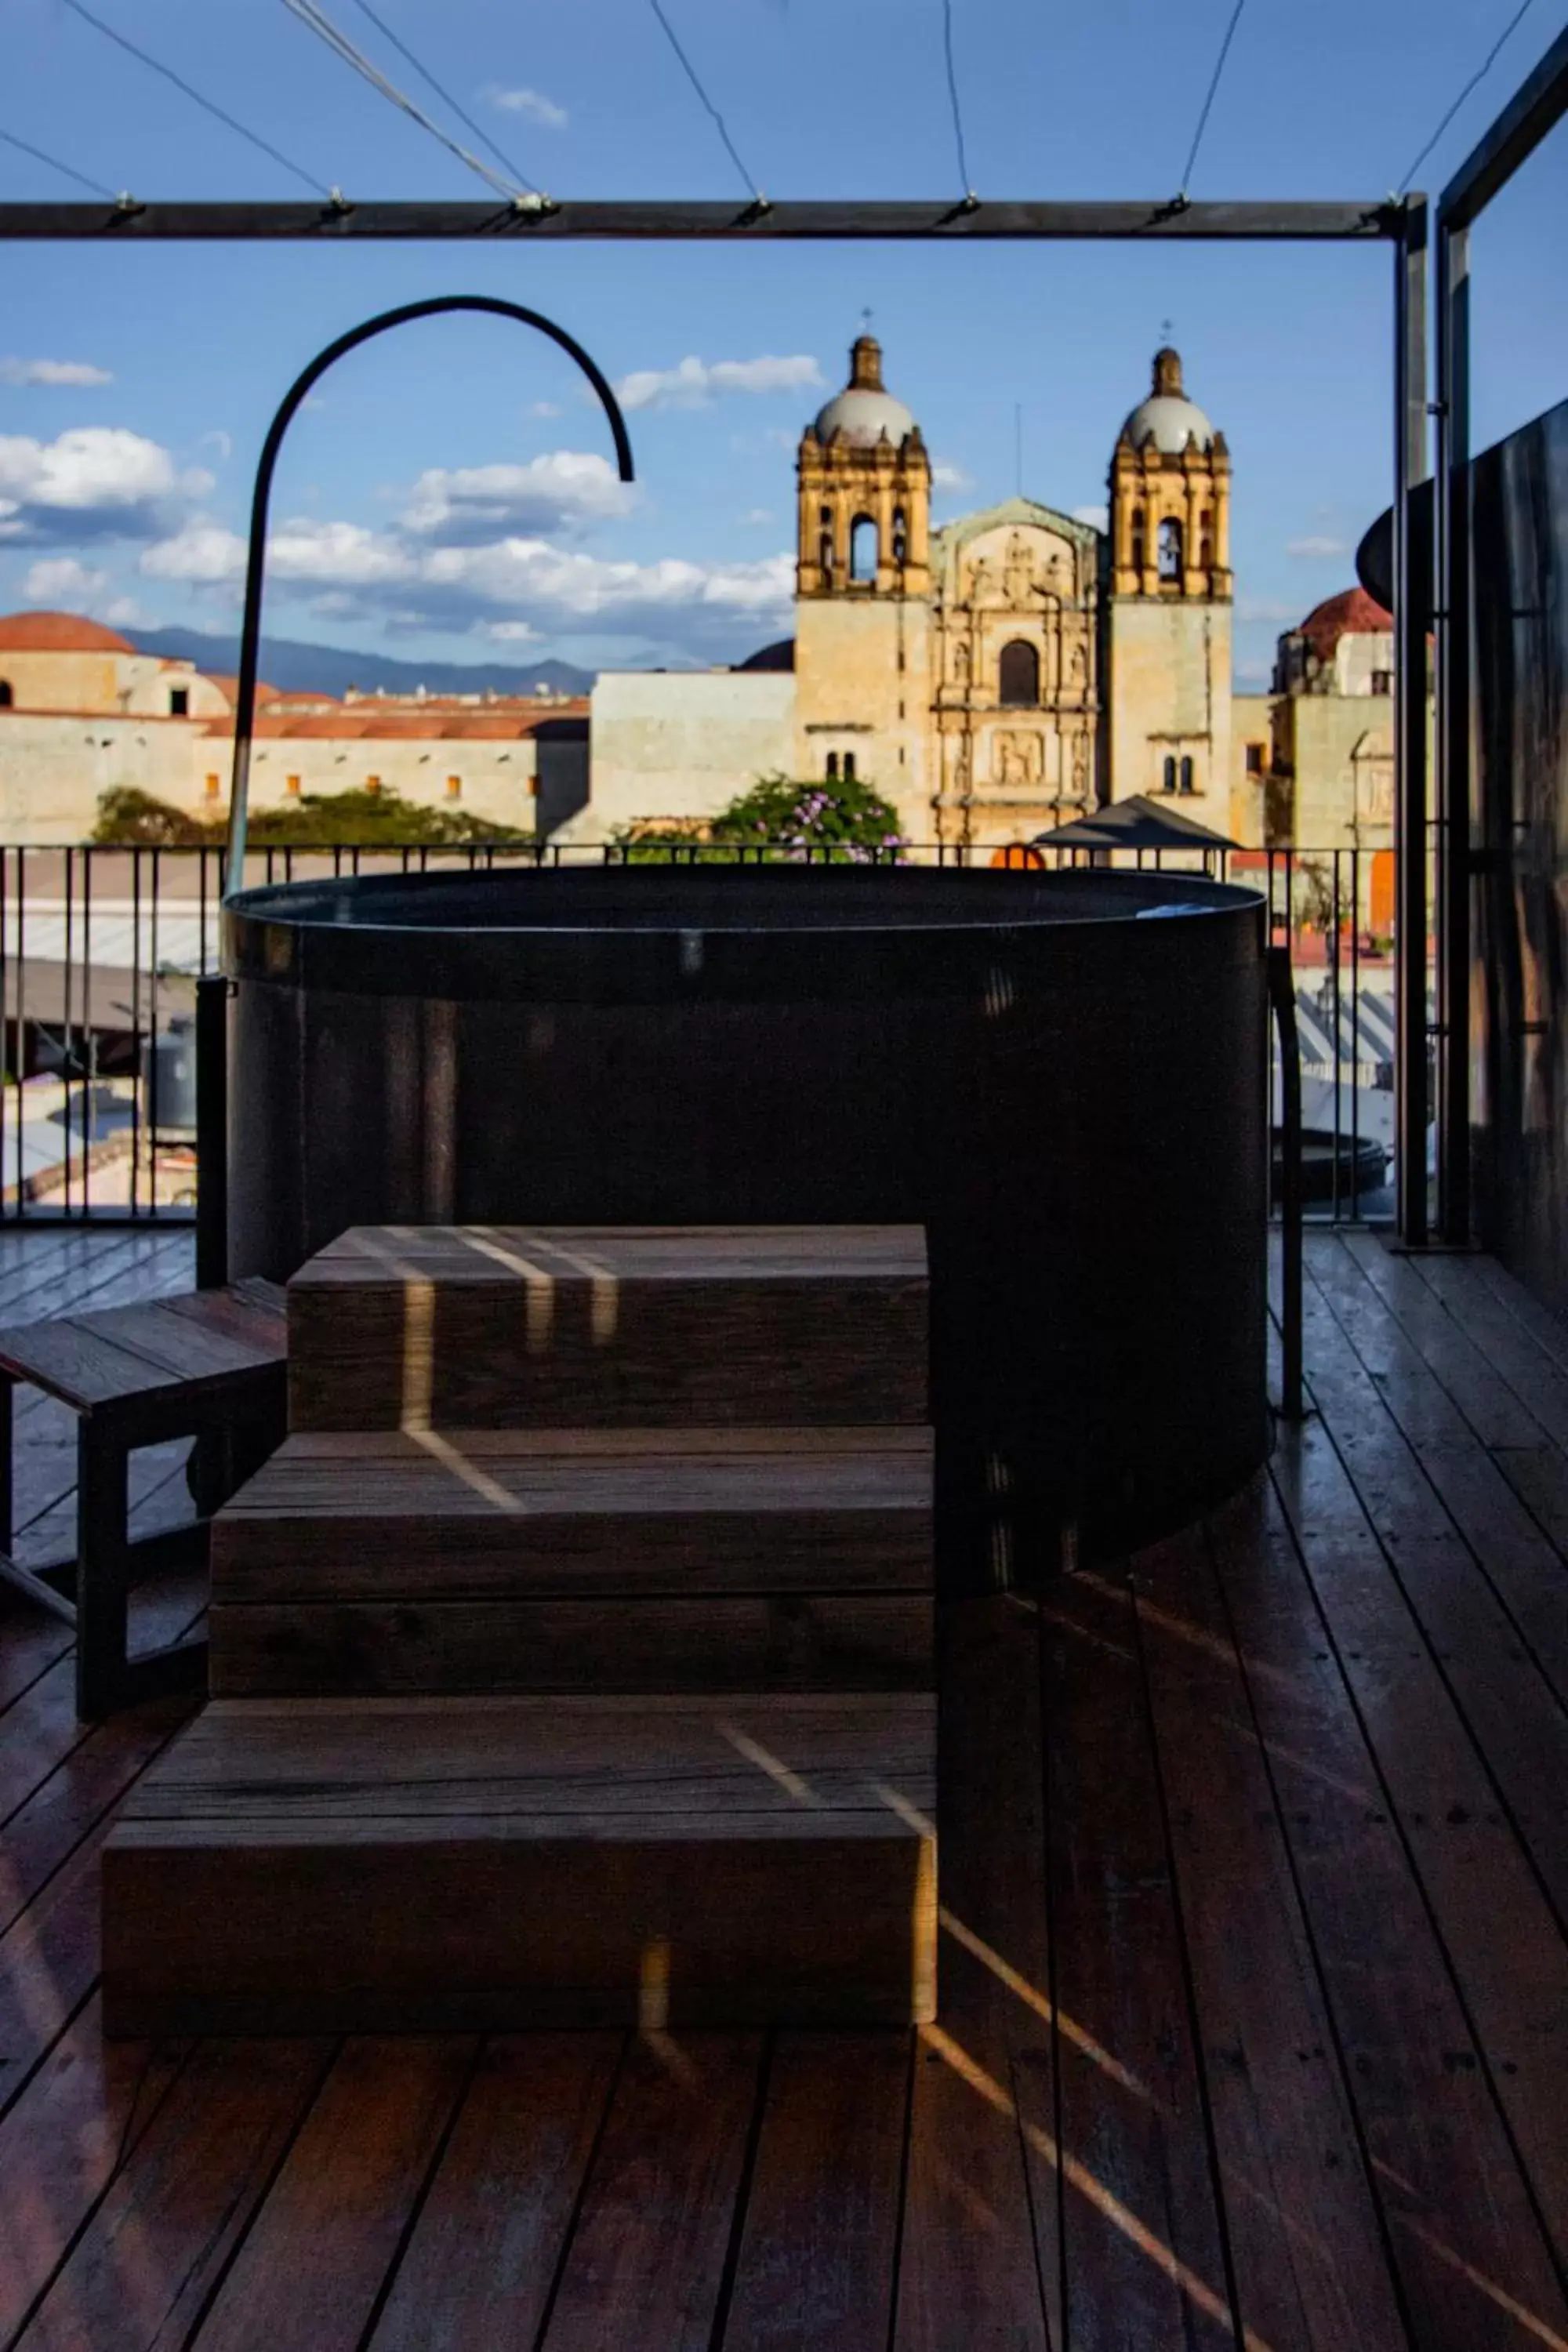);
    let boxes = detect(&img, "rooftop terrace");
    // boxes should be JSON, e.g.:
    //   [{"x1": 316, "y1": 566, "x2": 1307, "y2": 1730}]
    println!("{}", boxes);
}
[{"x1": 1, "y1": 1222, "x2": 1566, "y2": 2350}]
